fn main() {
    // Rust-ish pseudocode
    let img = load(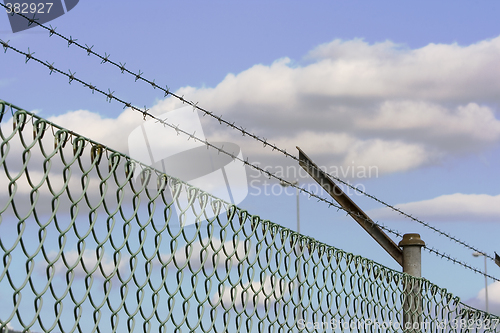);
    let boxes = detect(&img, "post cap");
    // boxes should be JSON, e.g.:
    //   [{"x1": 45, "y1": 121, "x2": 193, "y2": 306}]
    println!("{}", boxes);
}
[{"x1": 398, "y1": 233, "x2": 425, "y2": 247}]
